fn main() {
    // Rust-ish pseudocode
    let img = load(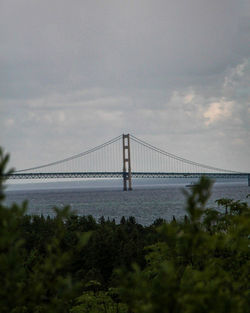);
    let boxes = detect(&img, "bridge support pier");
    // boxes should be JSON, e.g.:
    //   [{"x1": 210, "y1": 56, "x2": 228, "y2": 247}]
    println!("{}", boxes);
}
[
  {"x1": 248, "y1": 174, "x2": 250, "y2": 186},
  {"x1": 122, "y1": 134, "x2": 132, "y2": 191}
]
